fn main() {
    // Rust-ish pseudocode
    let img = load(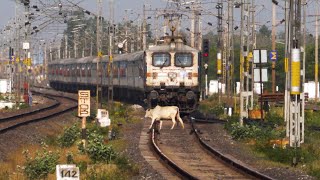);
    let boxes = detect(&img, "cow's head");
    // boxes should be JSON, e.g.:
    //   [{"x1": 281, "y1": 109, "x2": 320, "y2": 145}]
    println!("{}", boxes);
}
[{"x1": 145, "y1": 108, "x2": 153, "y2": 118}]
